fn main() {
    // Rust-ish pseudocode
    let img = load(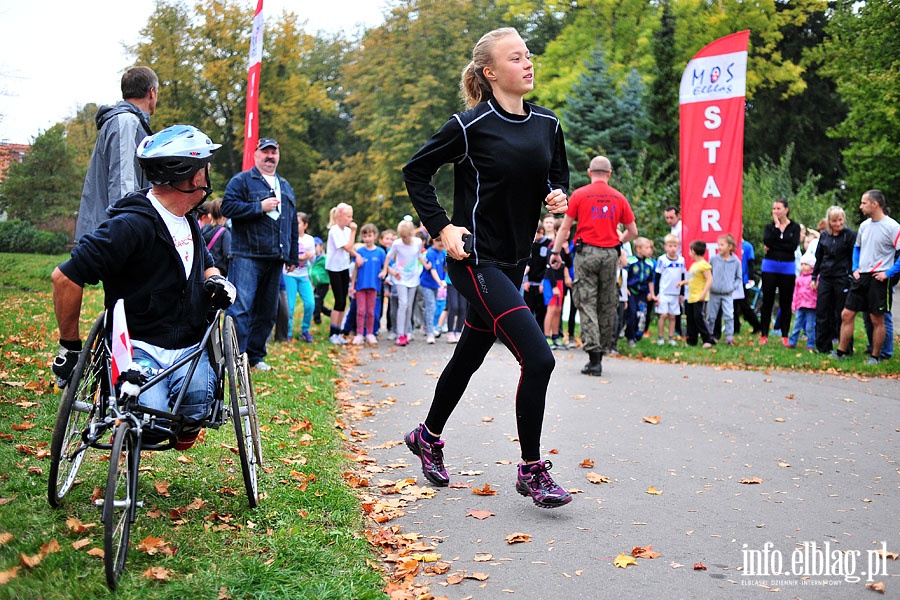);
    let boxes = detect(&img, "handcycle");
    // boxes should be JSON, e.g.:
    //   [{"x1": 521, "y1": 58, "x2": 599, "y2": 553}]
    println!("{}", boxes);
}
[{"x1": 47, "y1": 309, "x2": 262, "y2": 589}]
